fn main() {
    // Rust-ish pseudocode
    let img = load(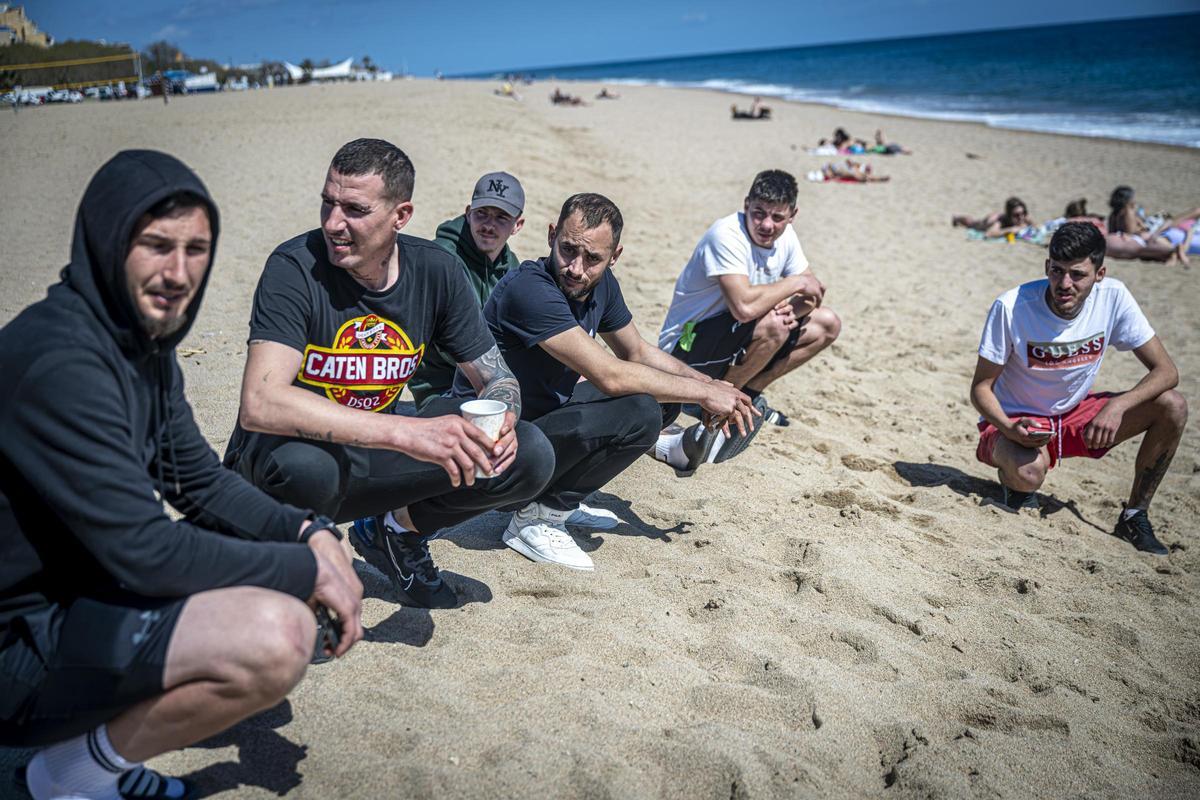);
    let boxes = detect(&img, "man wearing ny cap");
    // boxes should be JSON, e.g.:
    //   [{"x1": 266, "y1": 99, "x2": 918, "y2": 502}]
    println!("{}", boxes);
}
[{"x1": 408, "y1": 171, "x2": 526, "y2": 408}]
